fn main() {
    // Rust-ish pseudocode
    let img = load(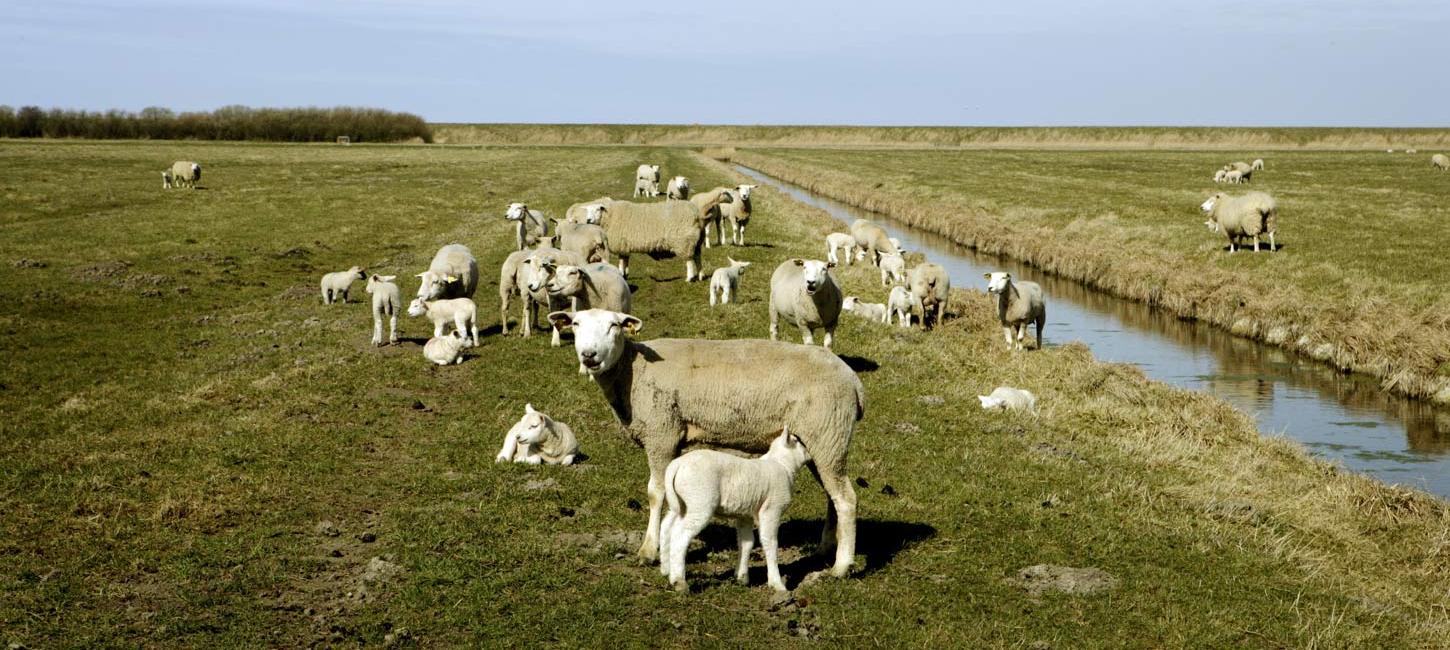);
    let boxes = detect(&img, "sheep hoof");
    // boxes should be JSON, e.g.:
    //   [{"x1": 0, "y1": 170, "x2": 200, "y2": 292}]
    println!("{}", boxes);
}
[{"x1": 672, "y1": 580, "x2": 689, "y2": 593}]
